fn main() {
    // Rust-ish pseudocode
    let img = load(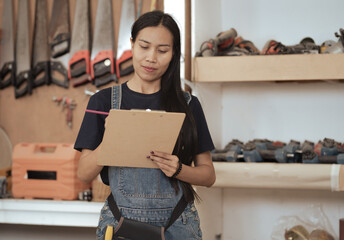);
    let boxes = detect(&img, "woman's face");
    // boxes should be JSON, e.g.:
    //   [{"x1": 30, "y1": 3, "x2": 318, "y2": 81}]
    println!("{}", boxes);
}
[{"x1": 131, "y1": 25, "x2": 173, "y2": 83}]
